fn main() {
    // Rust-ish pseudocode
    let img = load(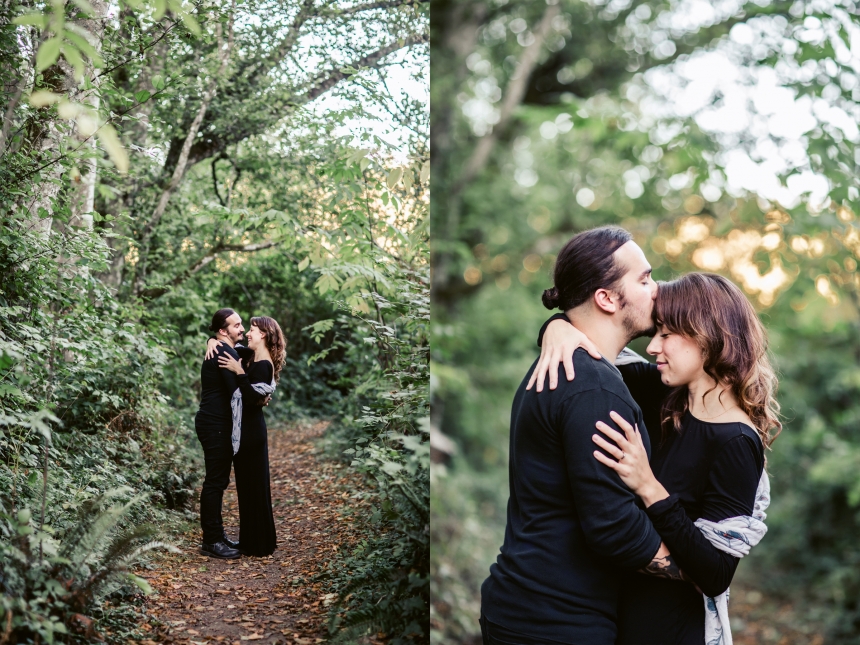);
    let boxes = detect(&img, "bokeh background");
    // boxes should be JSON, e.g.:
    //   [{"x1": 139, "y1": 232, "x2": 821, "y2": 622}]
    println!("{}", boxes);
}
[{"x1": 430, "y1": 0, "x2": 860, "y2": 643}]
